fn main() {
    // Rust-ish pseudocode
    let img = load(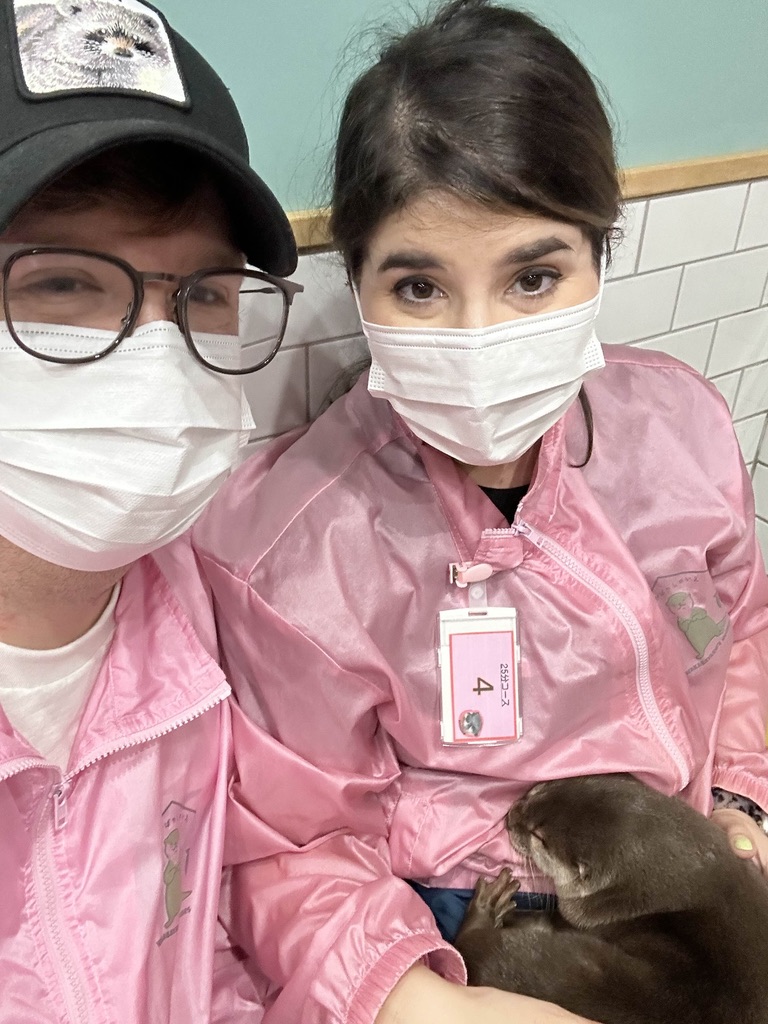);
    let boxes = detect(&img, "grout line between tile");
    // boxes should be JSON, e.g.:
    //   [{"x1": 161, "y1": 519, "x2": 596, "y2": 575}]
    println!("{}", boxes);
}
[
  {"x1": 734, "y1": 182, "x2": 752, "y2": 252},
  {"x1": 732, "y1": 411, "x2": 768, "y2": 427},
  {"x1": 303, "y1": 329, "x2": 367, "y2": 351},
  {"x1": 729, "y1": 370, "x2": 746, "y2": 419},
  {"x1": 624, "y1": 240, "x2": 768, "y2": 280},
  {"x1": 632, "y1": 200, "x2": 650, "y2": 276},
  {"x1": 669, "y1": 265, "x2": 686, "y2": 331},
  {"x1": 672, "y1": 300, "x2": 765, "y2": 338},
  {"x1": 702, "y1": 319, "x2": 717, "y2": 377},
  {"x1": 709, "y1": 355, "x2": 768, "y2": 381},
  {"x1": 757, "y1": 418, "x2": 768, "y2": 472}
]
